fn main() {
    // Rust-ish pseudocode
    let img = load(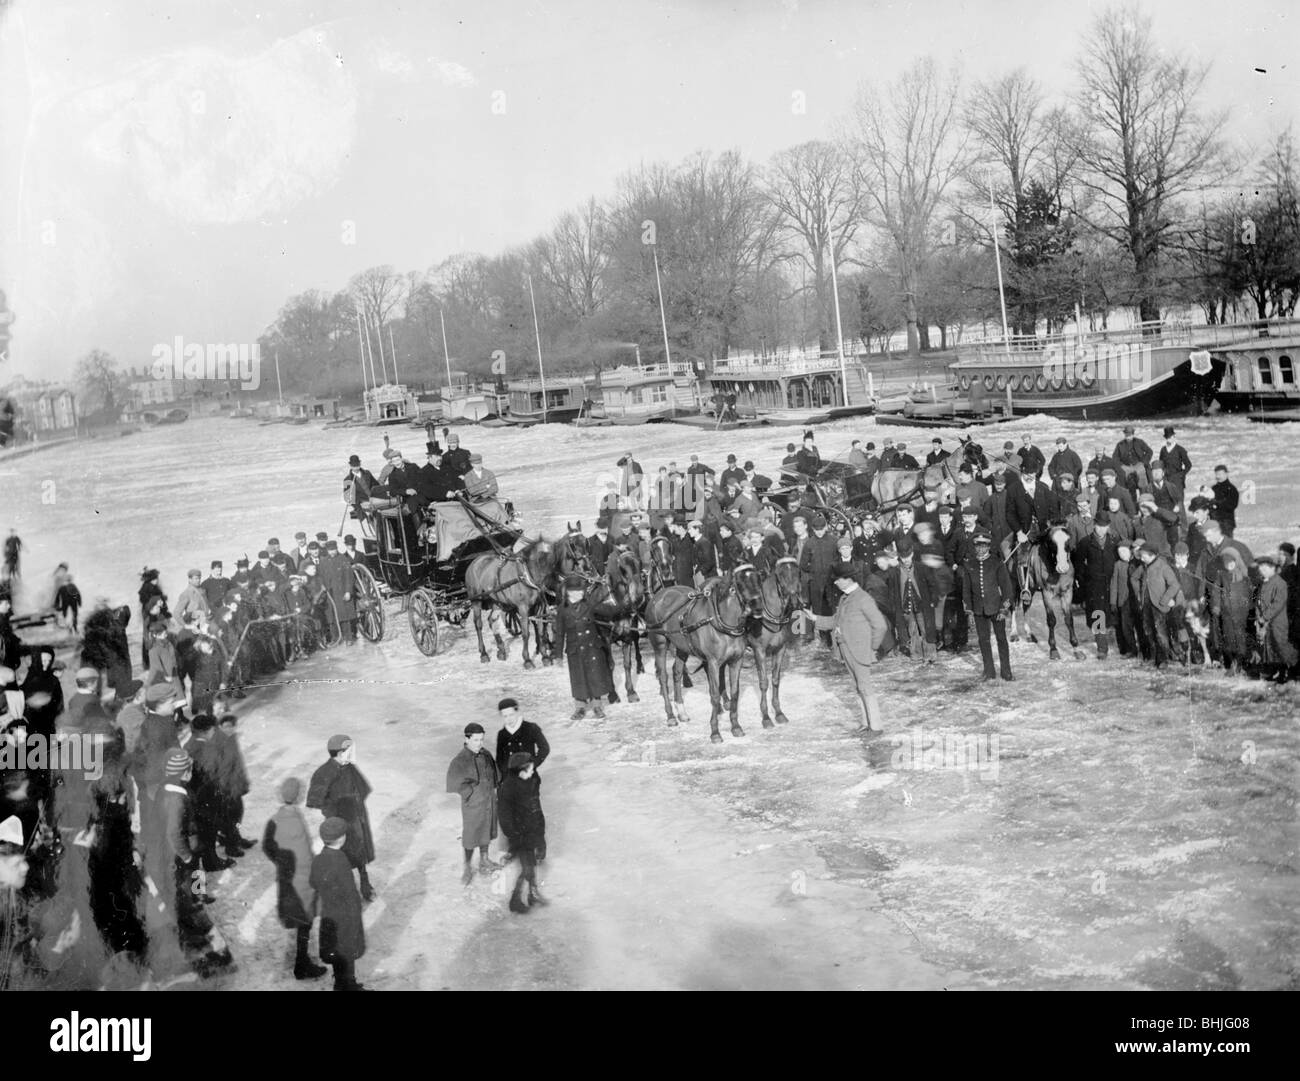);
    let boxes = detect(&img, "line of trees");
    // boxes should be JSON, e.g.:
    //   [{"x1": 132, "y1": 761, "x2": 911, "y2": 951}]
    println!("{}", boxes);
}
[{"x1": 242, "y1": 4, "x2": 1297, "y2": 397}]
